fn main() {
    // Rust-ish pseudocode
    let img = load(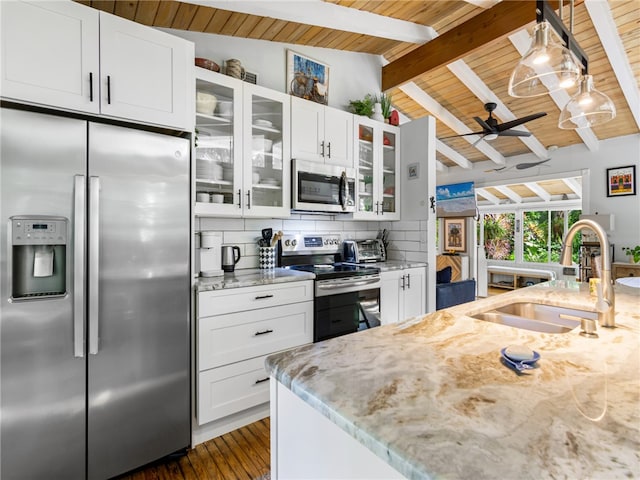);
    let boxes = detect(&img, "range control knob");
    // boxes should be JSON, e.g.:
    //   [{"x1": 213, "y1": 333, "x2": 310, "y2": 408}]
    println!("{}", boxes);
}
[
  {"x1": 291, "y1": 239, "x2": 297, "y2": 247},
  {"x1": 284, "y1": 239, "x2": 291, "y2": 247}
]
